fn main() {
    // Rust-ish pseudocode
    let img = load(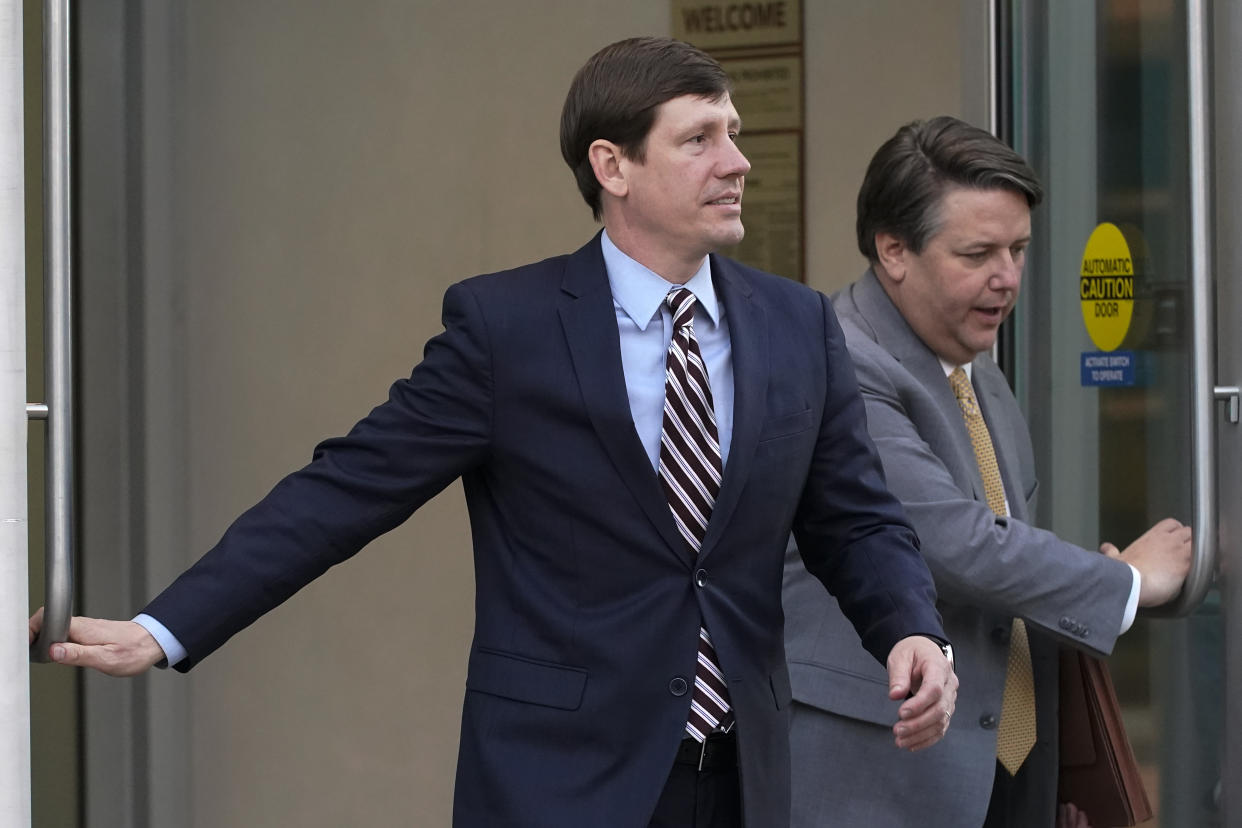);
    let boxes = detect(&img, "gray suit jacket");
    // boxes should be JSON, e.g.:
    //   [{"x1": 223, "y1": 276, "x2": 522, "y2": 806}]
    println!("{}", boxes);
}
[{"x1": 783, "y1": 270, "x2": 1134, "y2": 827}]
